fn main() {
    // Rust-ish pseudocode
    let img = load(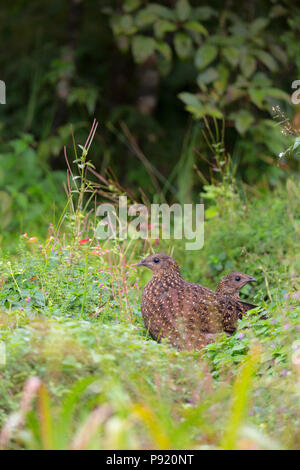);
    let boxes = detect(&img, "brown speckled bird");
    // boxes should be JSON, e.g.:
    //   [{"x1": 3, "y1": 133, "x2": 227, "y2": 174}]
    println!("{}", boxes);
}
[
  {"x1": 216, "y1": 272, "x2": 257, "y2": 310},
  {"x1": 138, "y1": 254, "x2": 254, "y2": 350}
]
